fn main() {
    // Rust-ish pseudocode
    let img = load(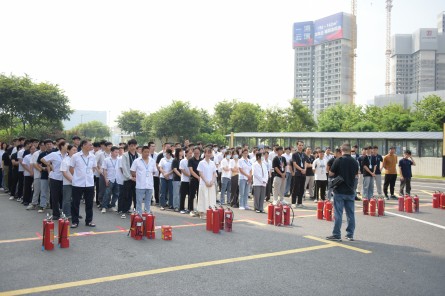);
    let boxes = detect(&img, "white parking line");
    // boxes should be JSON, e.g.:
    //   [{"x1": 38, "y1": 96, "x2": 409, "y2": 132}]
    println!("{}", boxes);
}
[{"x1": 385, "y1": 211, "x2": 445, "y2": 230}]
